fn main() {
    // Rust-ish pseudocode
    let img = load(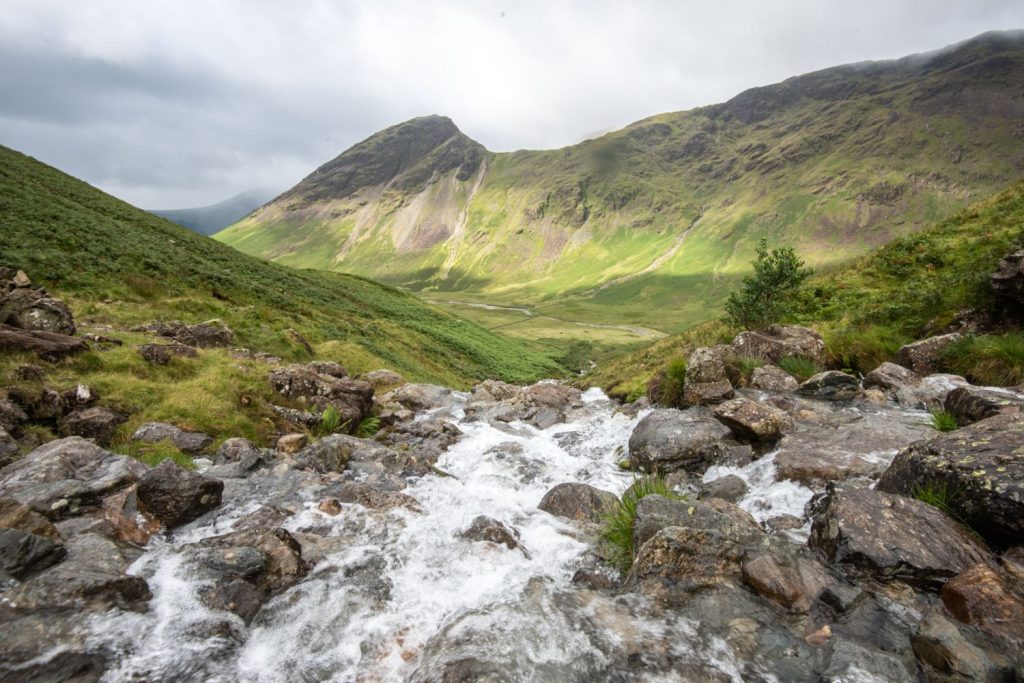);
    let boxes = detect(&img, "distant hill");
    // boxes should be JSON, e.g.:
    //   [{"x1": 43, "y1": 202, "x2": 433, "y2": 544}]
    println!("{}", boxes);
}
[
  {"x1": 218, "y1": 30, "x2": 1024, "y2": 336},
  {"x1": 150, "y1": 189, "x2": 275, "y2": 236}
]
